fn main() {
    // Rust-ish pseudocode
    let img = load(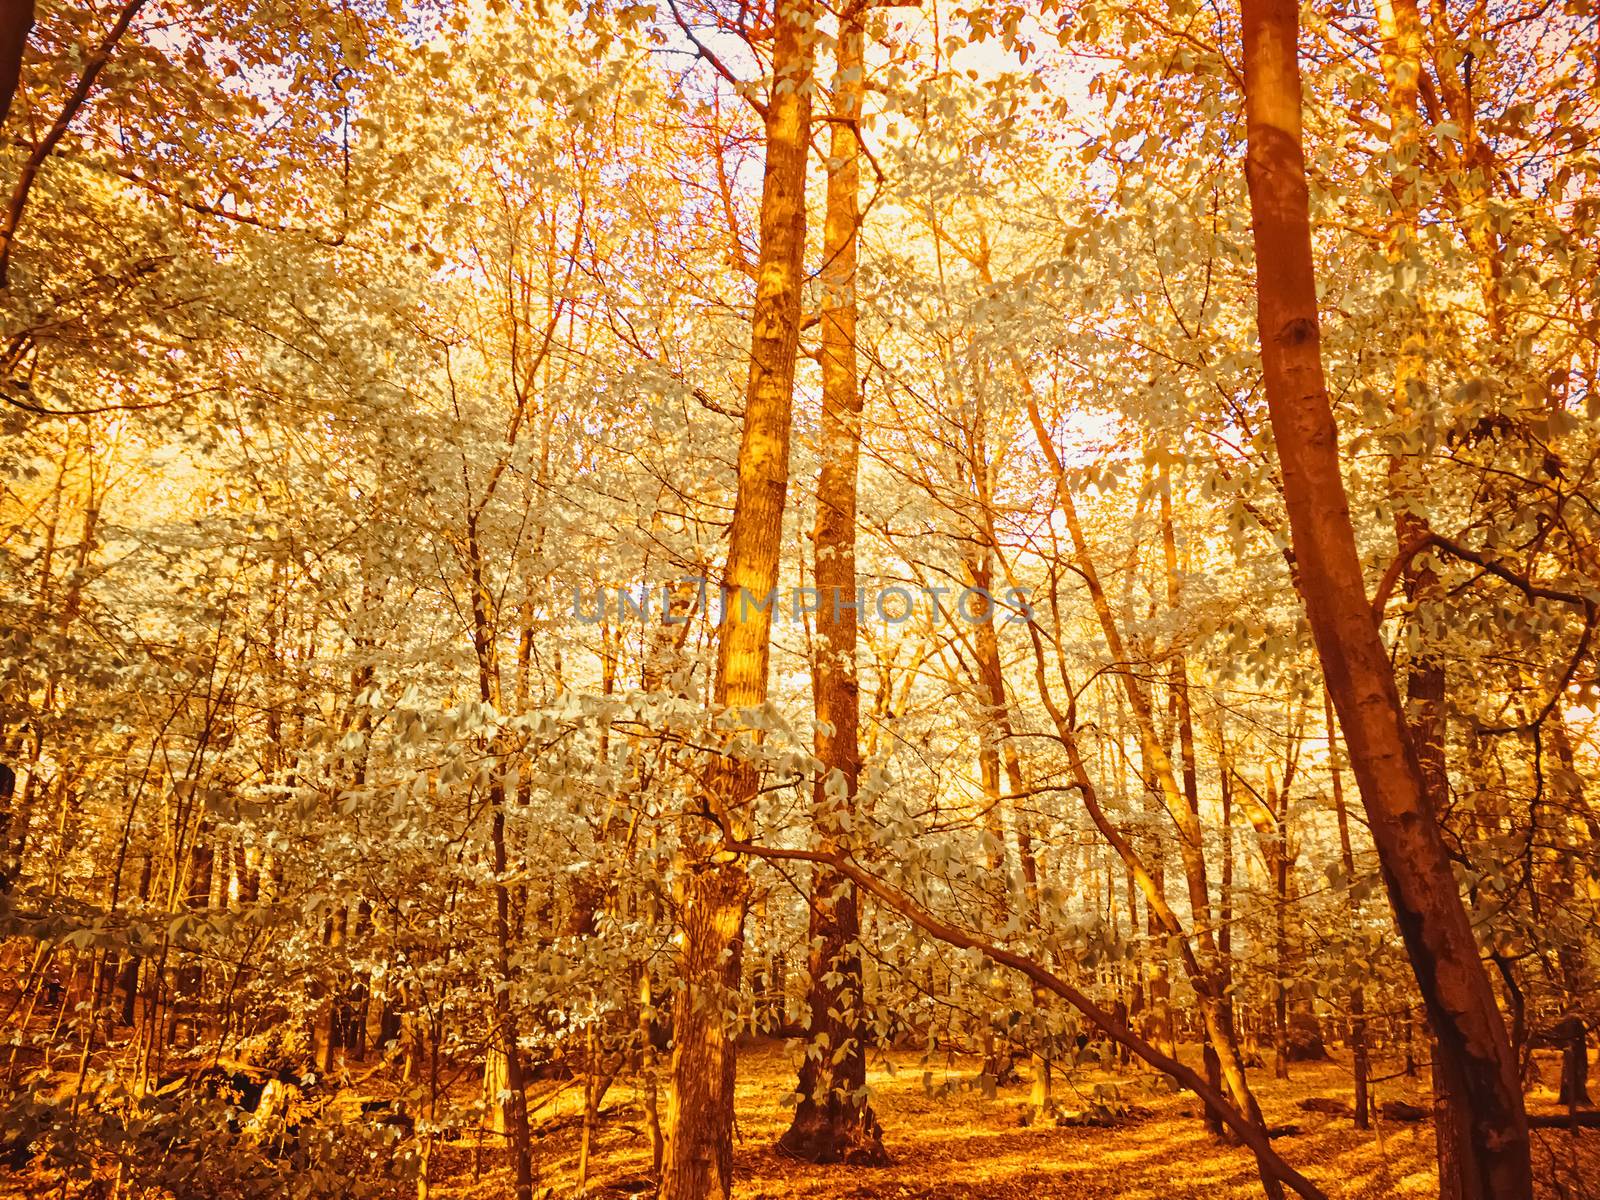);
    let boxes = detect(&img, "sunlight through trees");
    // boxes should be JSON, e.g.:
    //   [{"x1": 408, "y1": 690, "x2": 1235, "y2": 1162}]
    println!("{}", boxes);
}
[{"x1": 1, "y1": 0, "x2": 1597, "y2": 1196}]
